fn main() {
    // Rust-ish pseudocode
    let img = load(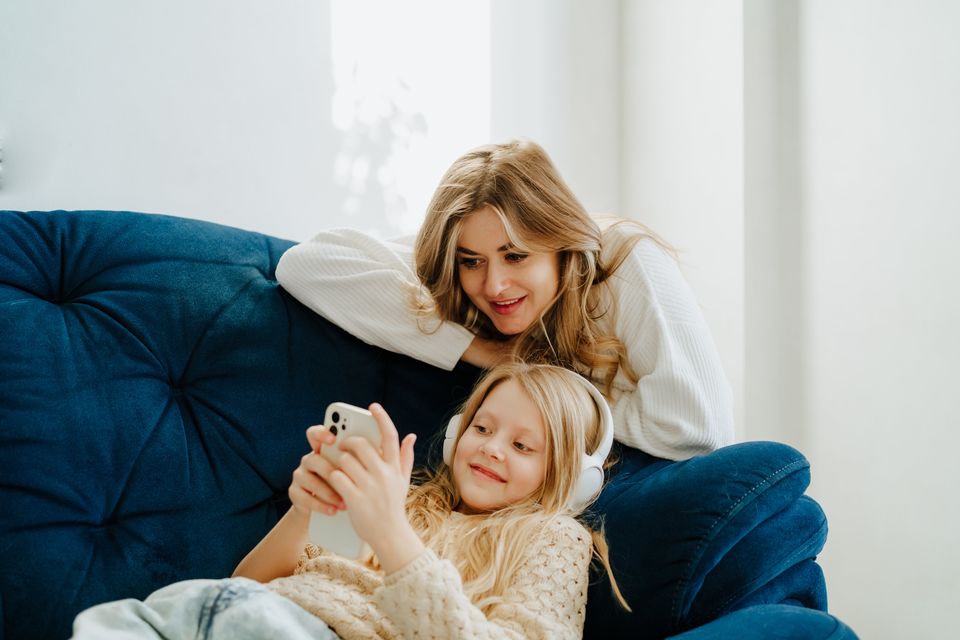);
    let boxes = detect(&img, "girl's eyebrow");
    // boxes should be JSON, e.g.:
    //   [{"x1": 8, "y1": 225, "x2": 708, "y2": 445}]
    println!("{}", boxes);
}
[{"x1": 456, "y1": 243, "x2": 515, "y2": 255}]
